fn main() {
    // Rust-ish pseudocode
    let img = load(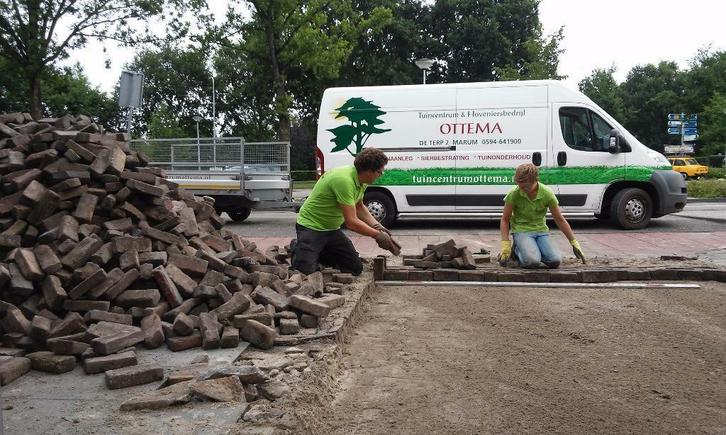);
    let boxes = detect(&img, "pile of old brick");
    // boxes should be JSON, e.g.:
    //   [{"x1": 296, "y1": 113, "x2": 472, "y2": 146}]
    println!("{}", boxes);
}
[
  {"x1": 403, "y1": 239, "x2": 489, "y2": 270},
  {"x1": 0, "y1": 113, "x2": 344, "y2": 400}
]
